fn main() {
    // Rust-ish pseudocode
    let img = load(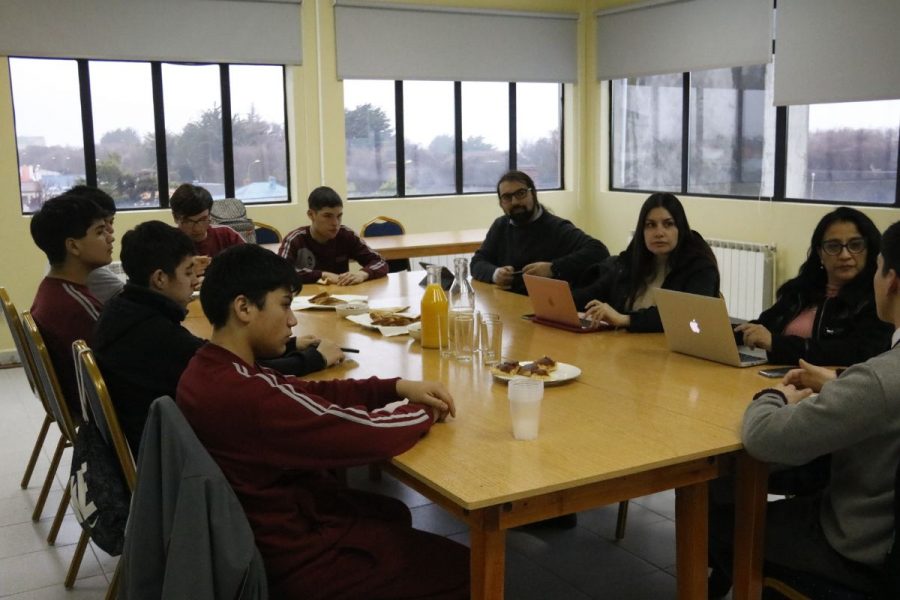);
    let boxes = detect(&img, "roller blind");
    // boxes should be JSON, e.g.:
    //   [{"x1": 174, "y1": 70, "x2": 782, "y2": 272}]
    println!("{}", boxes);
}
[
  {"x1": 334, "y1": 1, "x2": 578, "y2": 83},
  {"x1": 596, "y1": 0, "x2": 771, "y2": 81},
  {"x1": 0, "y1": 0, "x2": 302, "y2": 65},
  {"x1": 773, "y1": 0, "x2": 900, "y2": 105}
]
